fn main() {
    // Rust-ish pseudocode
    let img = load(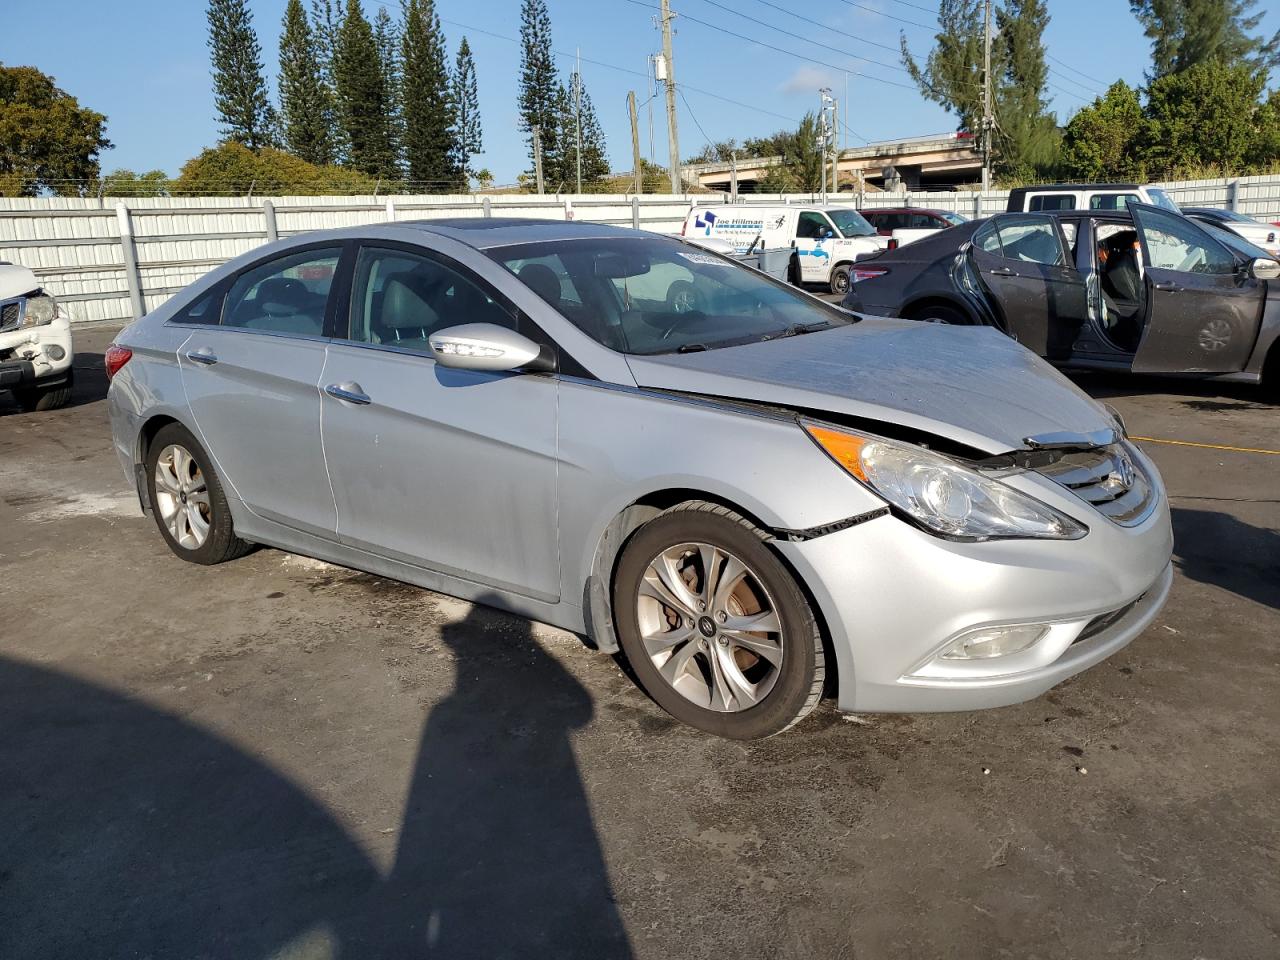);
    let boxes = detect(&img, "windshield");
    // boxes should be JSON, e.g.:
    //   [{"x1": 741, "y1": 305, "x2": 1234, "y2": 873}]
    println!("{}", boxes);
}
[
  {"x1": 492, "y1": 236, "x2": 855, "y2": 356},
  {"x1": 826, "y1": 209, "x2": 877, "y2": 237},
  {"x1": 1147, "y1": 188, "x2": 1180, "y2": 213},
  {"x1": 1201, "y1": 221, "x2": 1275, "y2": 262}
]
